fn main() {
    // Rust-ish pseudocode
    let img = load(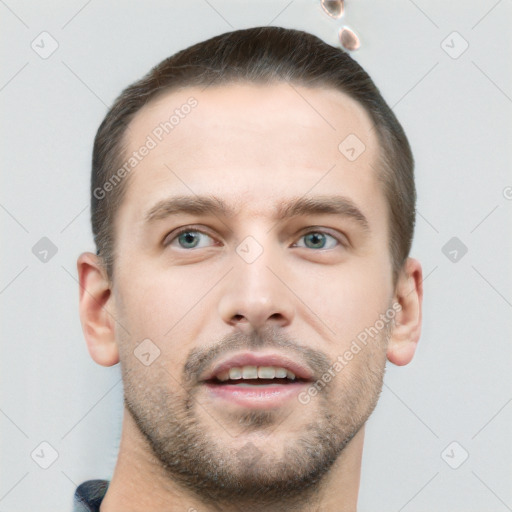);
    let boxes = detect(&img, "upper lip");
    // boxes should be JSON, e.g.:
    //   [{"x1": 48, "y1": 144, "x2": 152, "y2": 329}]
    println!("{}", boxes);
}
[{"x1": 201, "y1": 351, "x2": 314, "y2": 382}]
